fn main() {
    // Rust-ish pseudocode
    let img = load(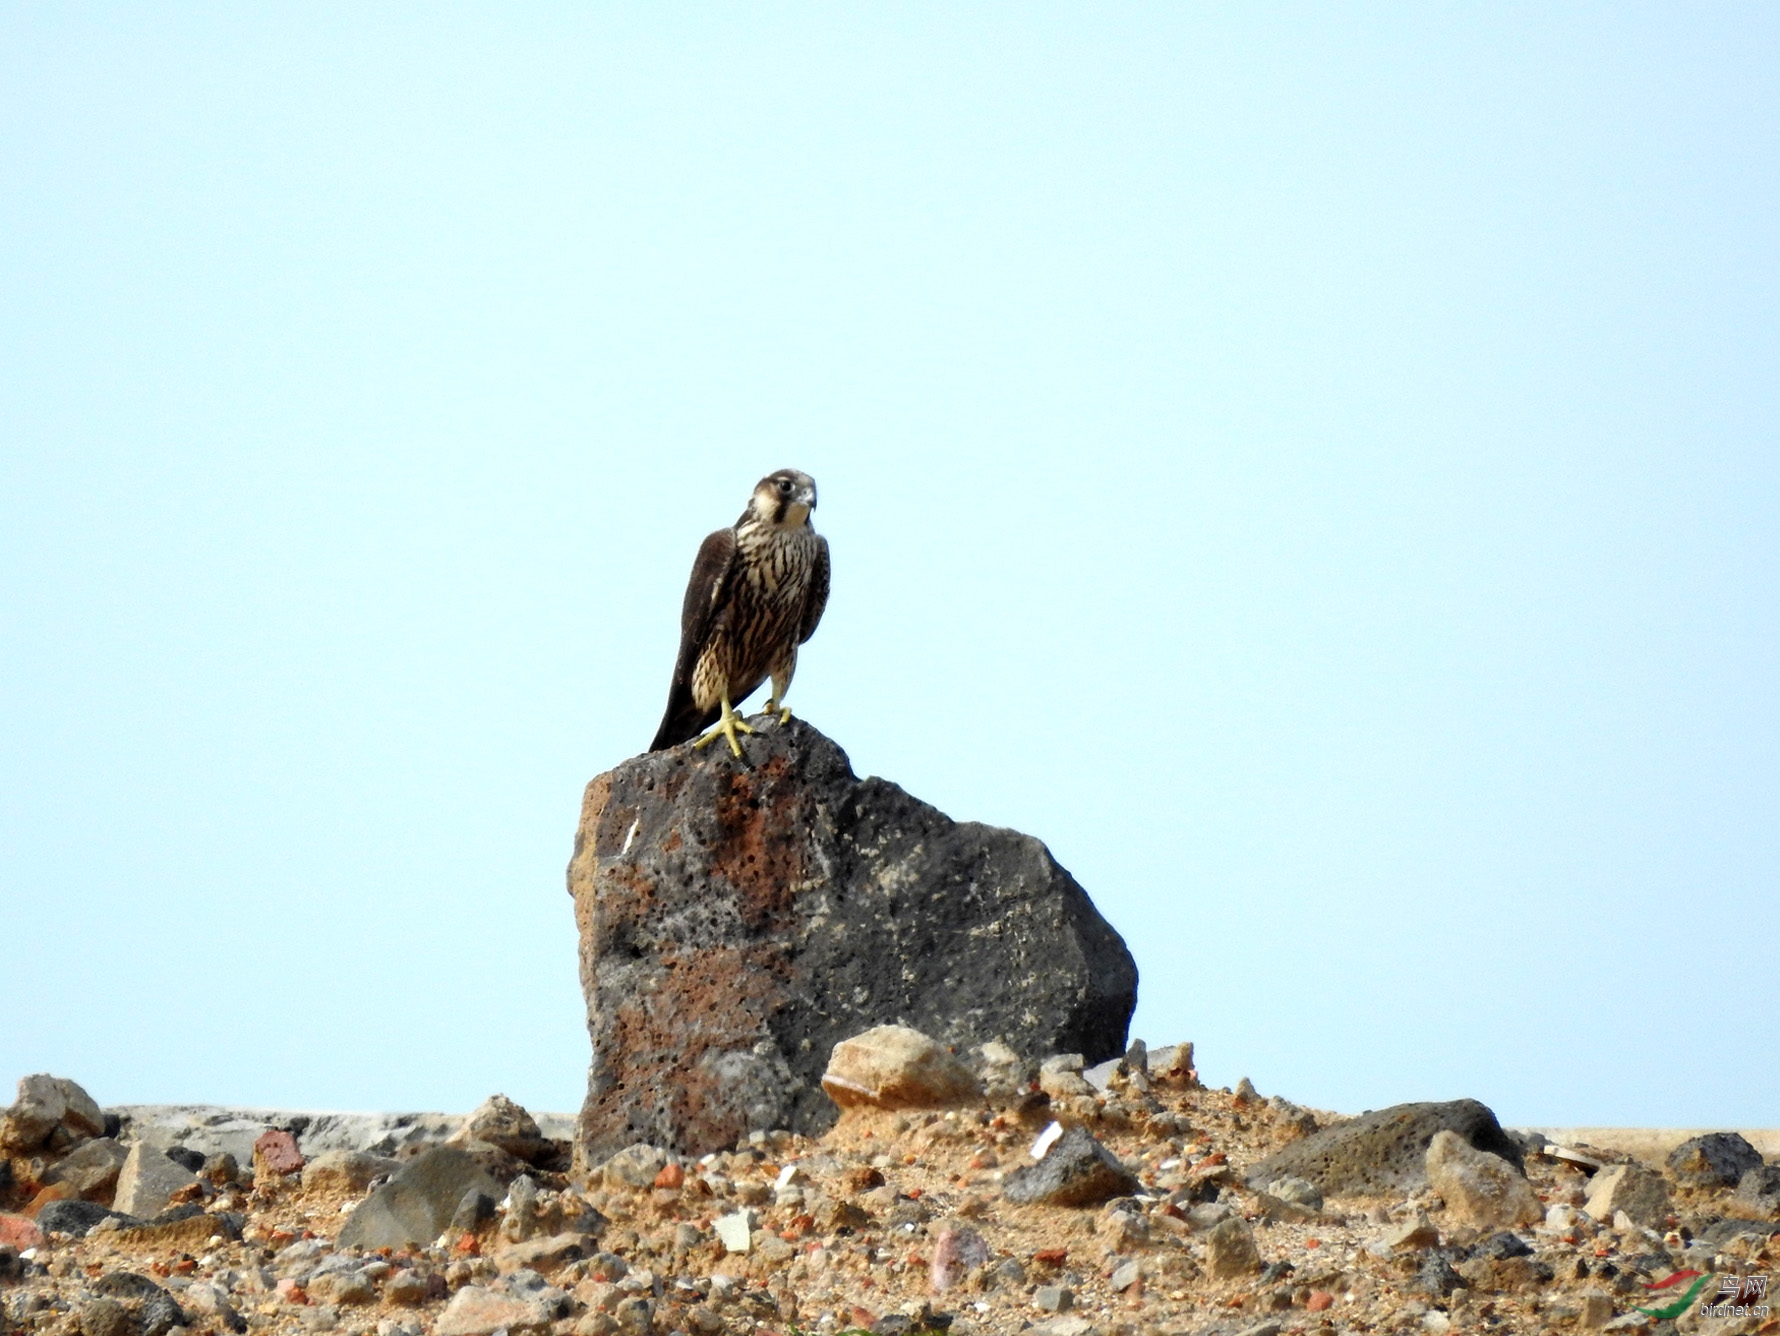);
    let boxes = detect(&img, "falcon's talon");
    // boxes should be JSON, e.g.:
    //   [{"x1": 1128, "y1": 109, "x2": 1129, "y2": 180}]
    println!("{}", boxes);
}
[
  {"x1": 764, "y1": 697, "x2": 793, "y2": 725},
  {"x1": 693, "y1": 695, "x2": 755, "y2": 757}
]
